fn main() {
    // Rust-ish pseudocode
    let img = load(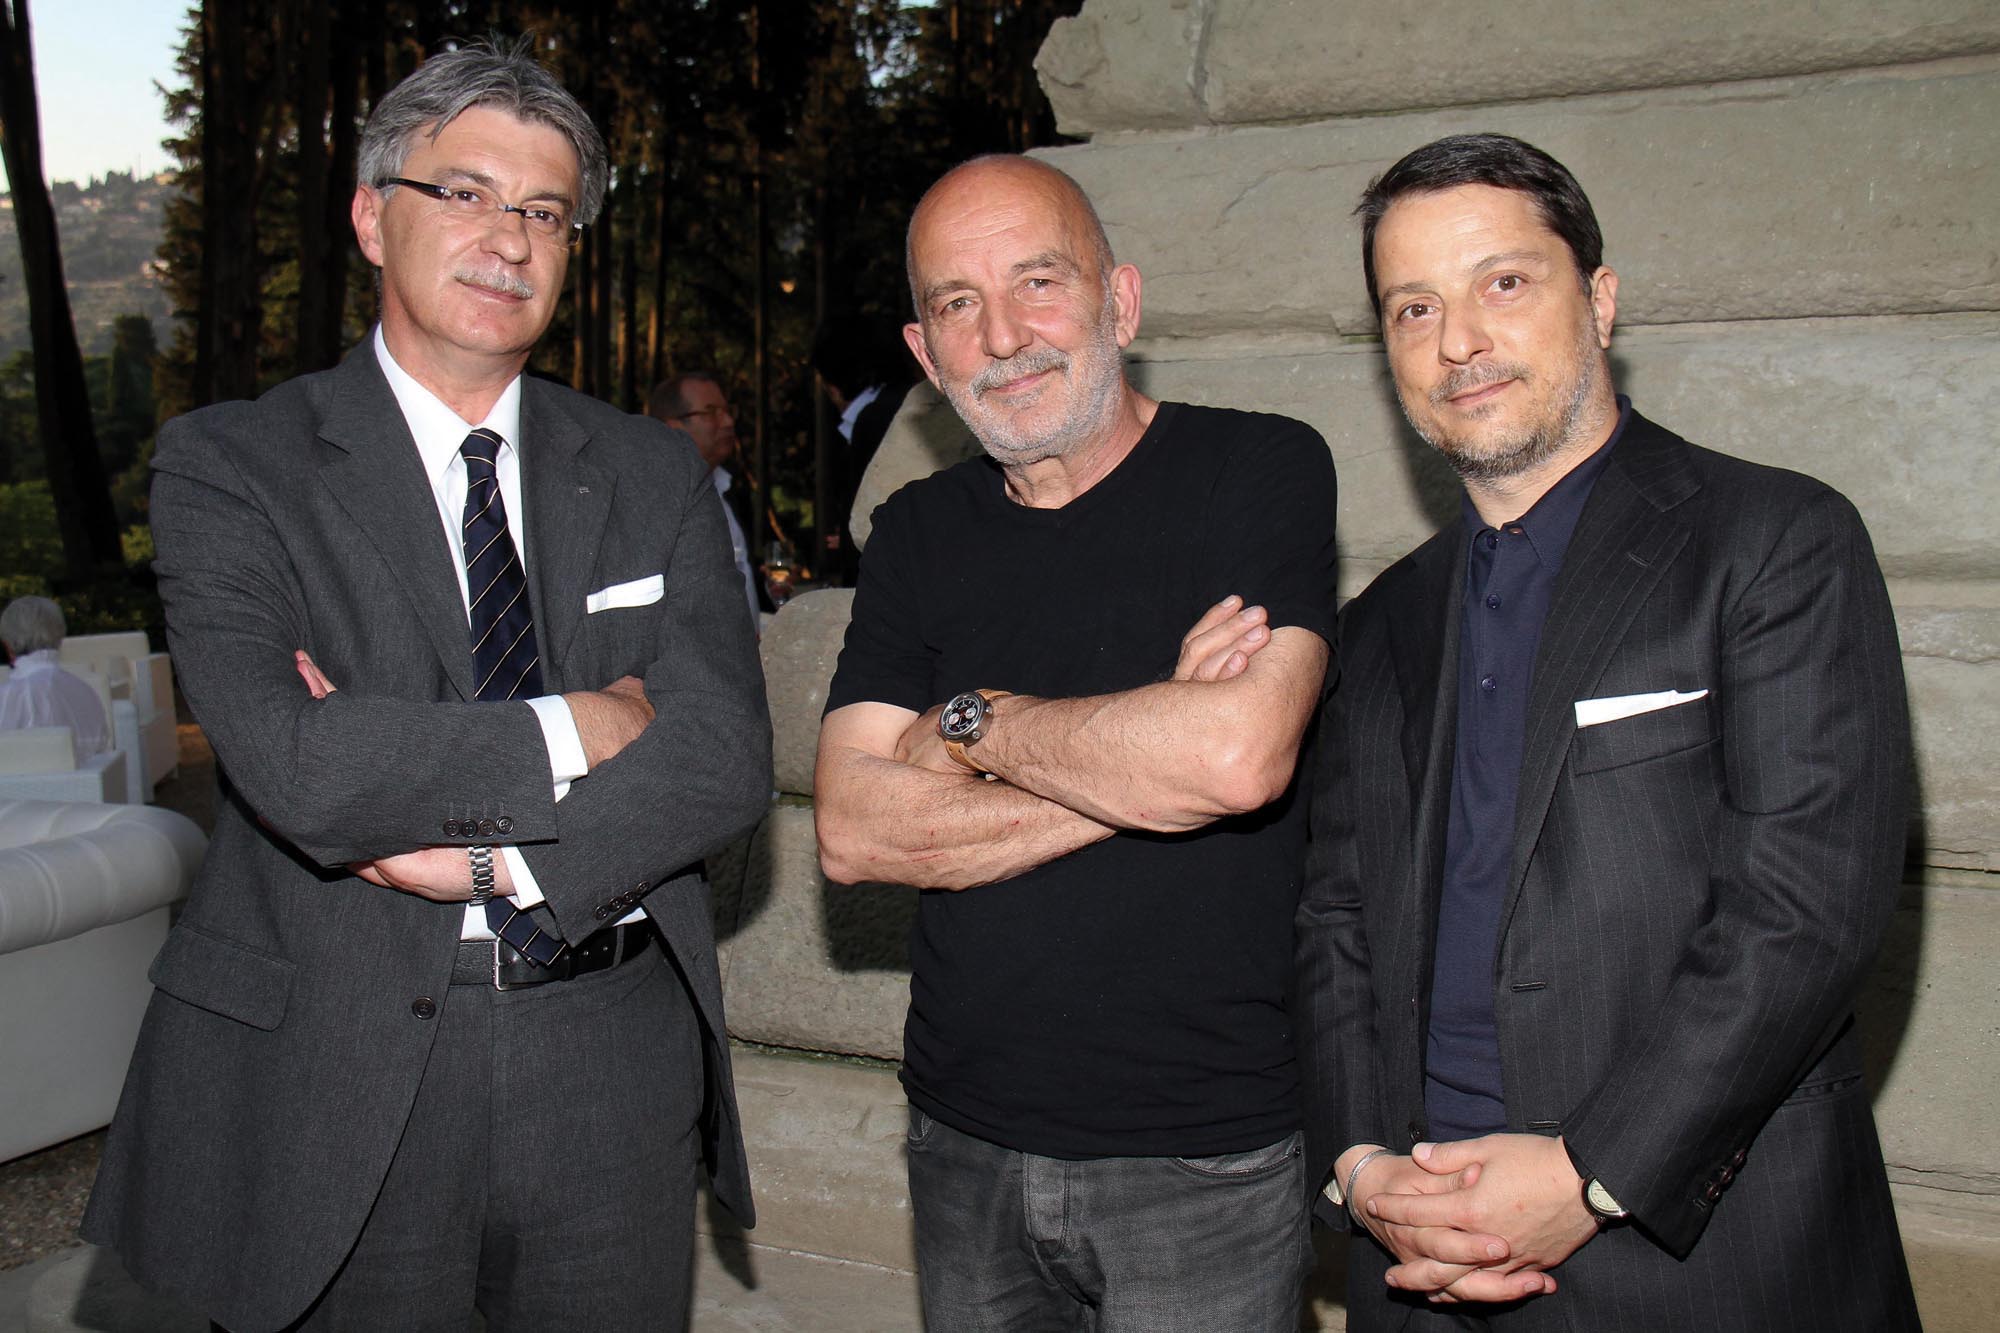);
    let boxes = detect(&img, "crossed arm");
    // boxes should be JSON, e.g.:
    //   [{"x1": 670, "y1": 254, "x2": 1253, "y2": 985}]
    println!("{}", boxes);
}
[
  {"x1": 291, "y1": 651, "x2": 655, "y2": 903},
  {"x1": 814, "y1": 596, "x2": 1328, "y2": 890}
]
